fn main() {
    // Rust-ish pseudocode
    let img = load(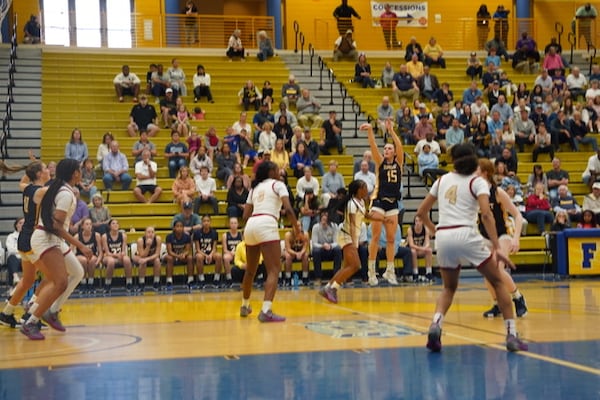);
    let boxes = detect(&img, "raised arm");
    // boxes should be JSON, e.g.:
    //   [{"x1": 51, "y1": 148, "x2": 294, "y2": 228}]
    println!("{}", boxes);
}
[
  {"x1": 386, "y1": 120, "x2": 404, "y2": 167},
  {"x1": 360, "y1": 123, "x2": 383, "y2": 165}
]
